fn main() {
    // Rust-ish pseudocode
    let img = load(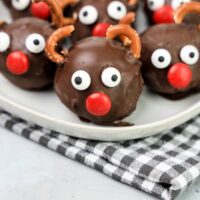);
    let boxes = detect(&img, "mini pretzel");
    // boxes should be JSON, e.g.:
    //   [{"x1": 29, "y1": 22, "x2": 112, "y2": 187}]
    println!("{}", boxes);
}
[
  {"x1": 174, "y1": 2, "x2": 200, "y2": 24},
  {"x1": 45, "y1": 25, "x2": 75, "y2": 64},
  {"x1": 107, "y1": 24, "x2": 141, "y2": 59},
  {"x1": 128, "y1": 0, "x2": 138, "y2": 6},
  {"x1": 34, "y1": 0, "x2": 78, "y2": 27},
  {"x1": 119, "y1": 12, "x2": 135, "y2": 46}
]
